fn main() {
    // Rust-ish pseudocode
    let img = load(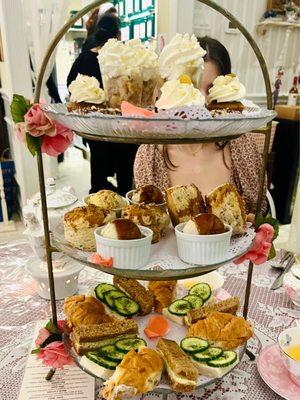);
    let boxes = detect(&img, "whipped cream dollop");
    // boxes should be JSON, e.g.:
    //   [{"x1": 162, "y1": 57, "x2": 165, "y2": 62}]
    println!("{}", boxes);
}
[
  {"x1": 159, "y1": 33, "x2": 206, "y2": 86},
  {"x1": 207, "y1": 74, "x2": 246, "y2": 103},
  {"x1": 69, "y1": 74, "x2": 105, "y2": 104},
  {"x1": 155, "y1": 79, "x2": 205, "y2": 110},
  {"x1": 98, "y1": 39, "x2": 139, "y2": 78},
  {"x1": 126, "y1": 39, "x2": 158, "y2": 81}
]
